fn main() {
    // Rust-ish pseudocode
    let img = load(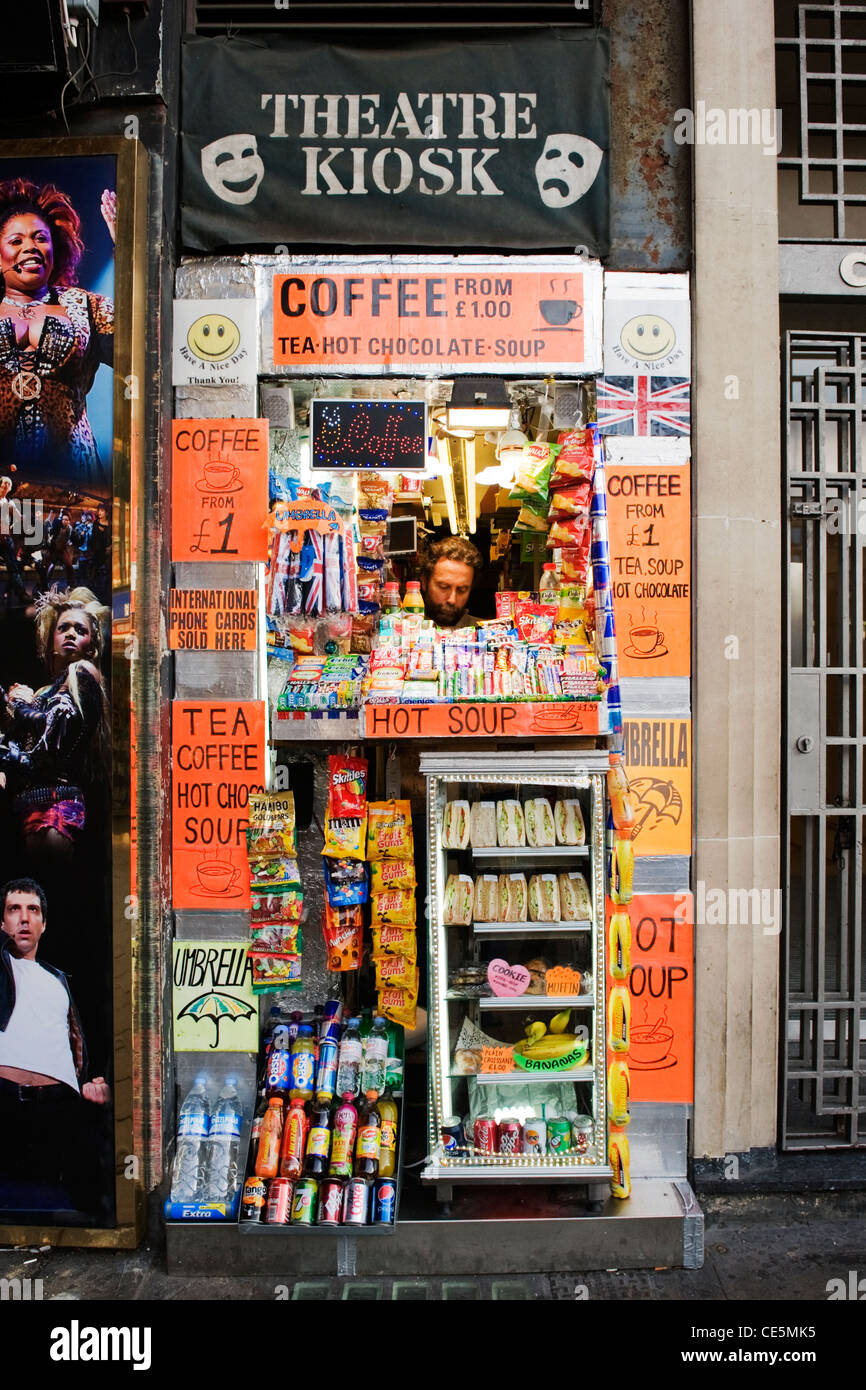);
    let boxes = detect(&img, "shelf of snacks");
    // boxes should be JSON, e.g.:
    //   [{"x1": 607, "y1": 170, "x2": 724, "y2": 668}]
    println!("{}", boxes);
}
[{"x1": 421, "y1": 751, "x2": 609, "y2": 1184}]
